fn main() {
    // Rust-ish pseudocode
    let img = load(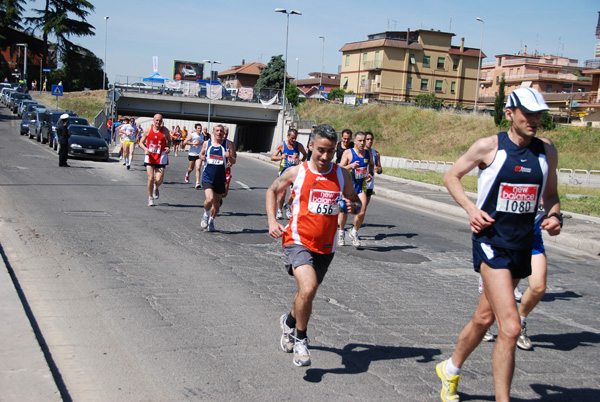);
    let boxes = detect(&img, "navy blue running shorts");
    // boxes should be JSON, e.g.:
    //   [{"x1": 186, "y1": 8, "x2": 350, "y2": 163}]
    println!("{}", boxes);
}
[
  {"x1": 472, "y1": 240, "x2": 532, "y2": 279},
  {"x1": 284, "y1": 244, "x2": 334, "y2": 284}
]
